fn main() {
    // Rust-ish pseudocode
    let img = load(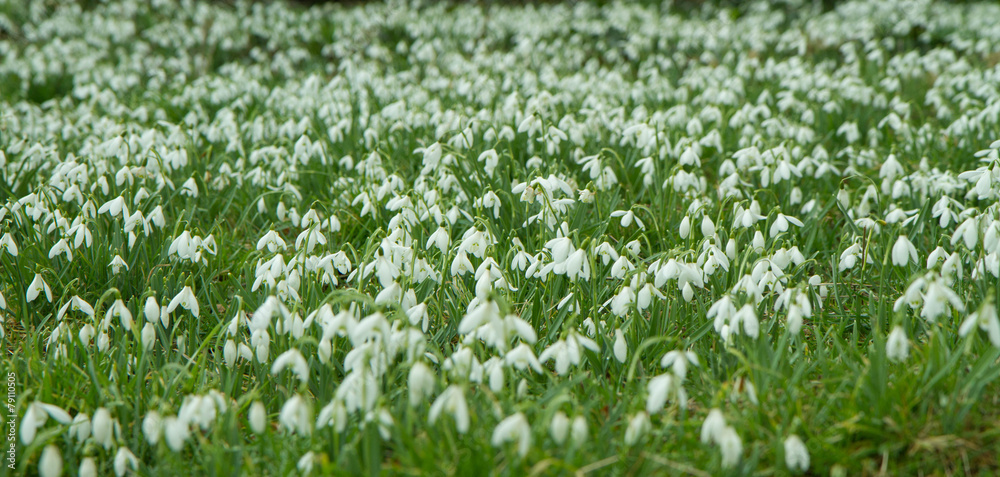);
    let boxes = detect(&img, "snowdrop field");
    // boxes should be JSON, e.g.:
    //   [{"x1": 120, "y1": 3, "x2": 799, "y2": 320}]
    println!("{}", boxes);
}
[{"x1": 3, "y1": 0, "x2": 1000, "y2": 474}]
